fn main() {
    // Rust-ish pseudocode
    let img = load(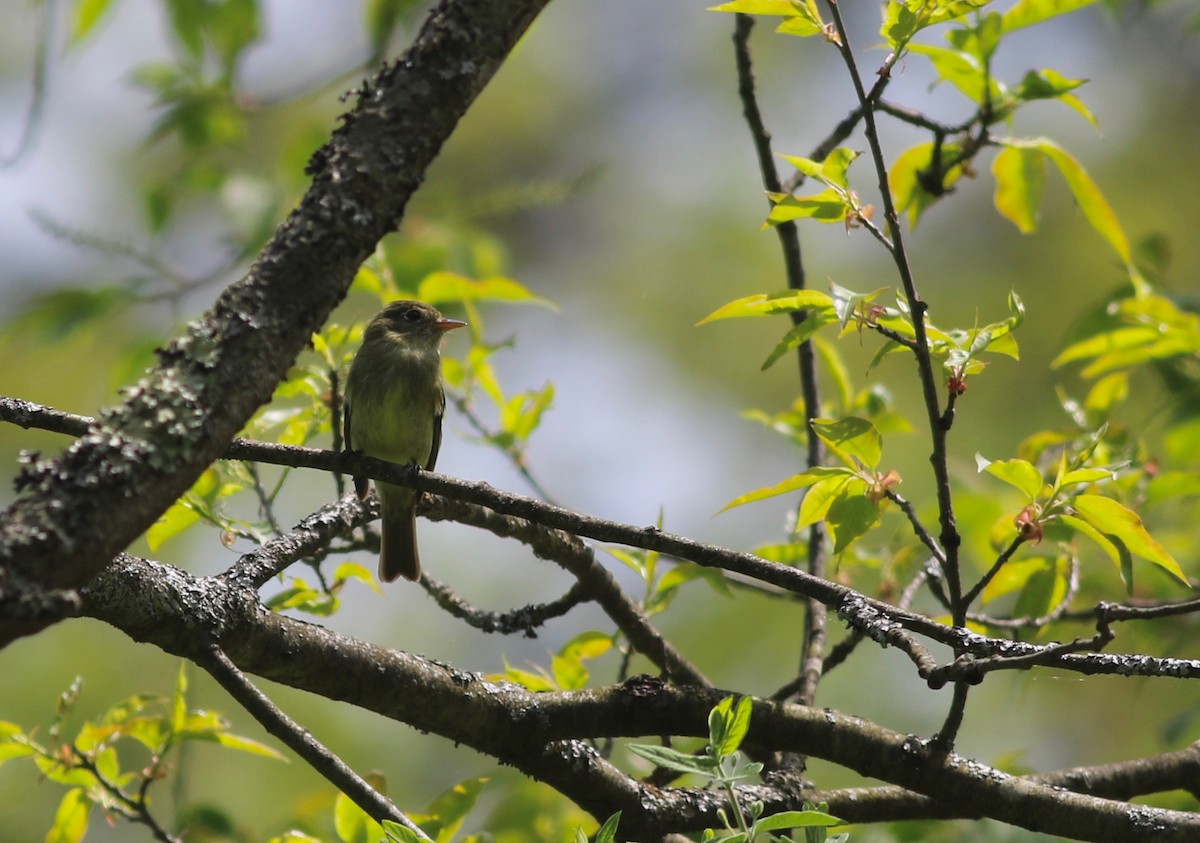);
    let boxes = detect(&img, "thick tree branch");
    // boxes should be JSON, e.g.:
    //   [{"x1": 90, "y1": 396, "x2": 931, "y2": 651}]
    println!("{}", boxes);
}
[
  {"x1": 0, "y1": 0, "x2": 551, "y2": 648},
  {"x1": 79, "y1": 554, "x2": 1200, "y2": 841},
  {"x1": 9, "y1": 398, "x2": 1200, "y2": 683}
]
